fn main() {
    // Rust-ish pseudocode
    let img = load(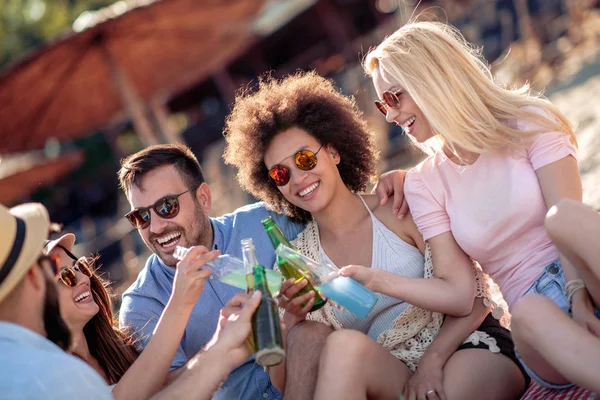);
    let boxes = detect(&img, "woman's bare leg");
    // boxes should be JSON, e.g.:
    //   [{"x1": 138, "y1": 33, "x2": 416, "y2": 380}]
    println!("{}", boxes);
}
[
  {"x1": 511, "y1": 295, "x2": 571, "y2": 386},
  {"x1": 314, "y1": 329, "x2": 412, "y2": 400},
  {"x1": 546, "y1": 199, "x2": 600, "y2": 305},
  {"x1": 443, "y1": 349, "x2": 525, "y2": 400},
  {"x1": 511, "y1": 295, "x2": 600, "y2": 392}
]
